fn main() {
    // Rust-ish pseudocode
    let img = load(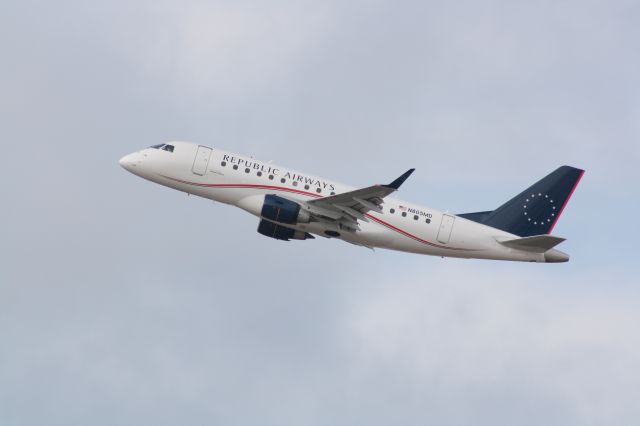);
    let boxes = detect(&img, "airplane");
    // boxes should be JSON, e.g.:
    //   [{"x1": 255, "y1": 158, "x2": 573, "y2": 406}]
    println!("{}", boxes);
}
[{"x1": 119, "y1": 142, "x2": 584, "y2": 263}]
